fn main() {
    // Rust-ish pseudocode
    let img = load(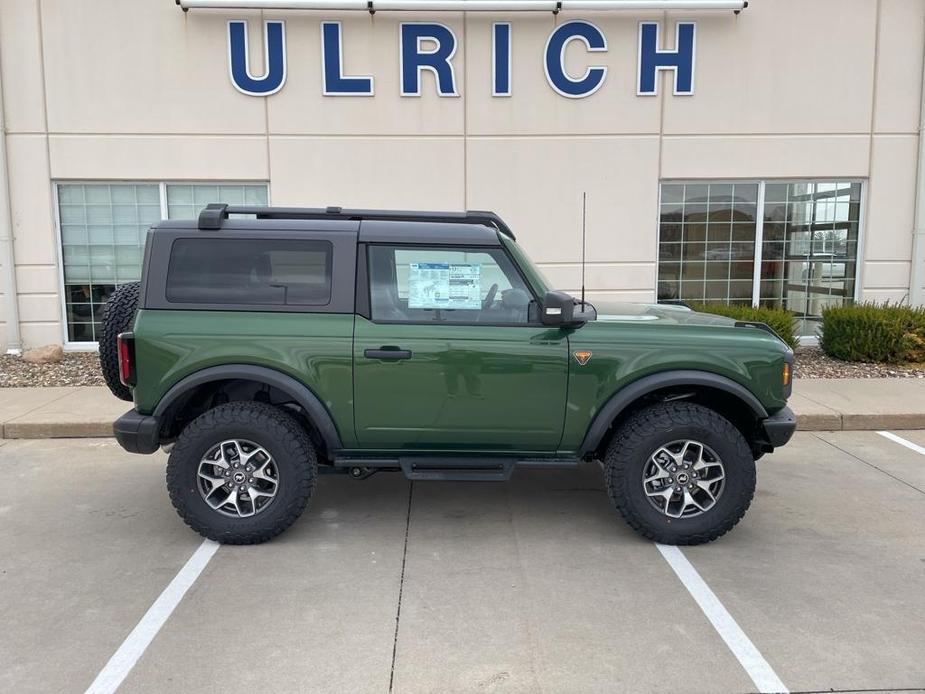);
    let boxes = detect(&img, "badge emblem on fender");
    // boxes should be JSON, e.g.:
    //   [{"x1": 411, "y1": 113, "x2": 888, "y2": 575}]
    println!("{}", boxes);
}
[{"x1": 574, "y1": 350, "x2": 592, "y2": 366}]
